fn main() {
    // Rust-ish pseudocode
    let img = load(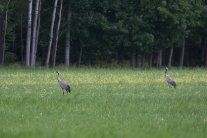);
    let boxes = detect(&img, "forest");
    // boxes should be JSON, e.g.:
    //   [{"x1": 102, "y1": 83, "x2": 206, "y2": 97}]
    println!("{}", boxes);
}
[{"x1": 0, "y1": 0, "x2": 207, "y2": 68}]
